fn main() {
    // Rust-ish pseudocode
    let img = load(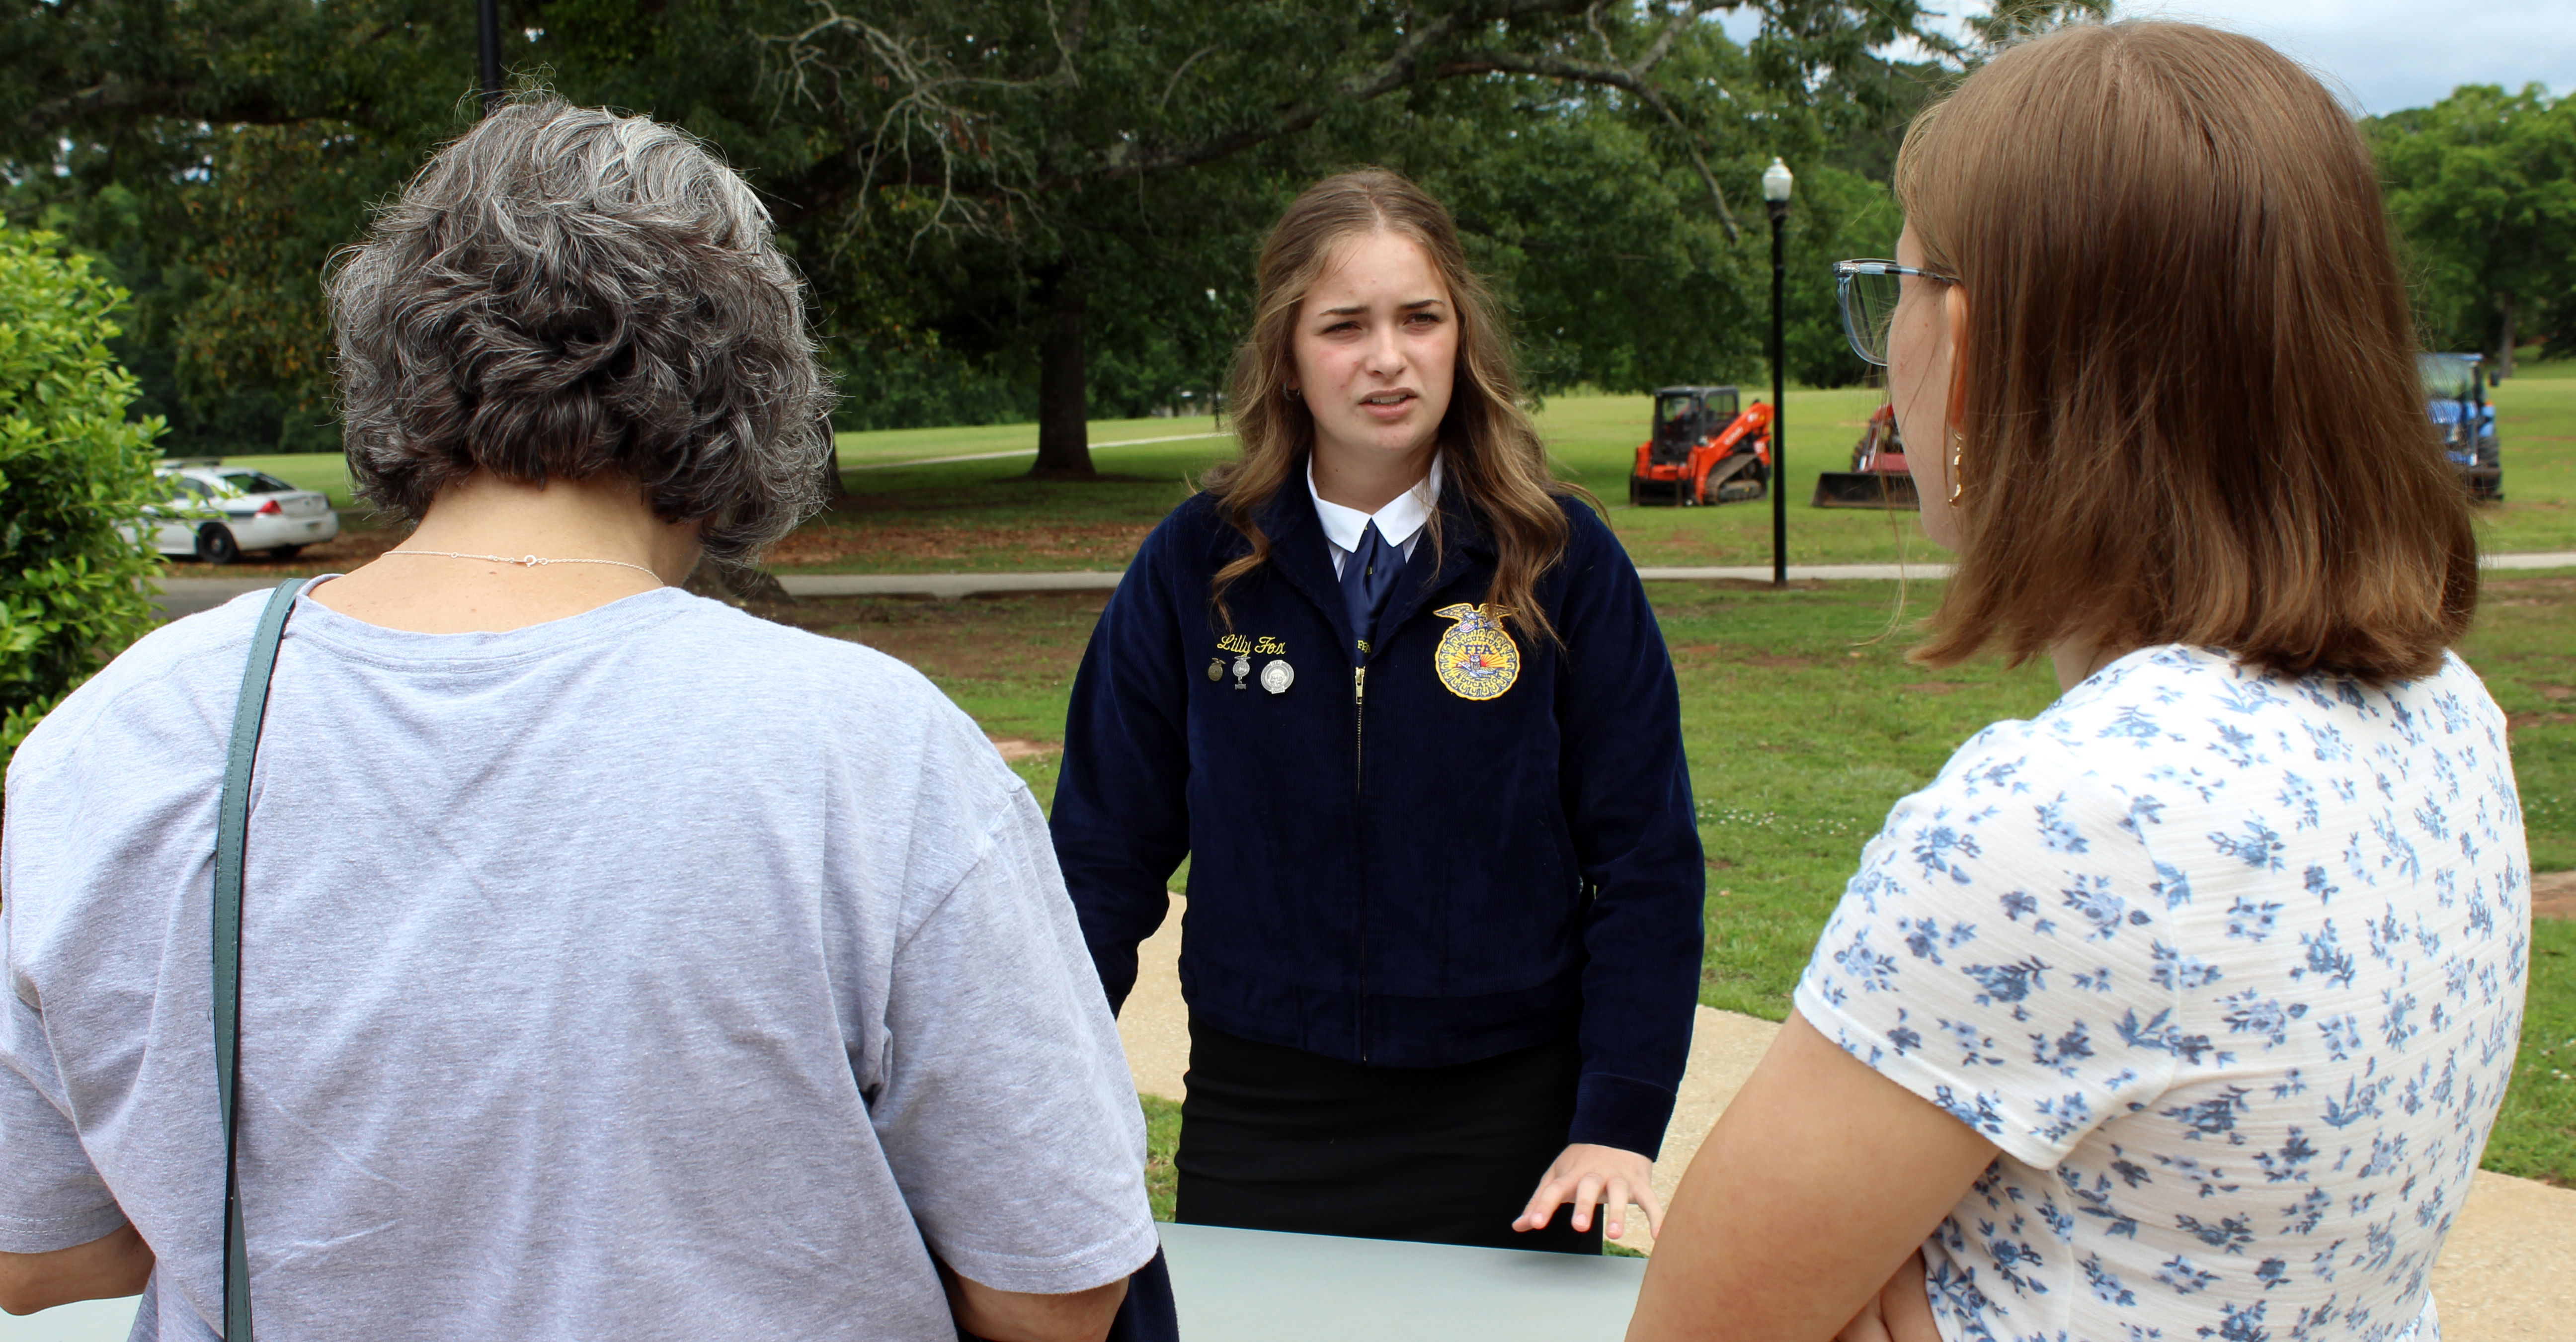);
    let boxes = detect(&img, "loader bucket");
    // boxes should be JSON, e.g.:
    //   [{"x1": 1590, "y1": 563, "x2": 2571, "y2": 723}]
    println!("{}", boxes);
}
[{"x1": 1812, "y1": 472, "x2": 1920, "y2": 510}]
